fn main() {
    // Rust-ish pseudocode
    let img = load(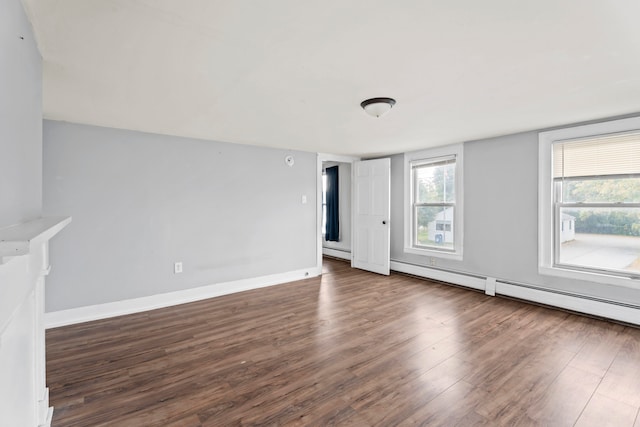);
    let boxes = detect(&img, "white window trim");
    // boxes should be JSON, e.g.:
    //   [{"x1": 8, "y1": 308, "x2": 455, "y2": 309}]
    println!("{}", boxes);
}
[
  {"x1": 538, "y1": 116, "x2": 640, "y2": 289},
  {"x1": 404, "y1": 143, "x2": 464, "y2": 260}
]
